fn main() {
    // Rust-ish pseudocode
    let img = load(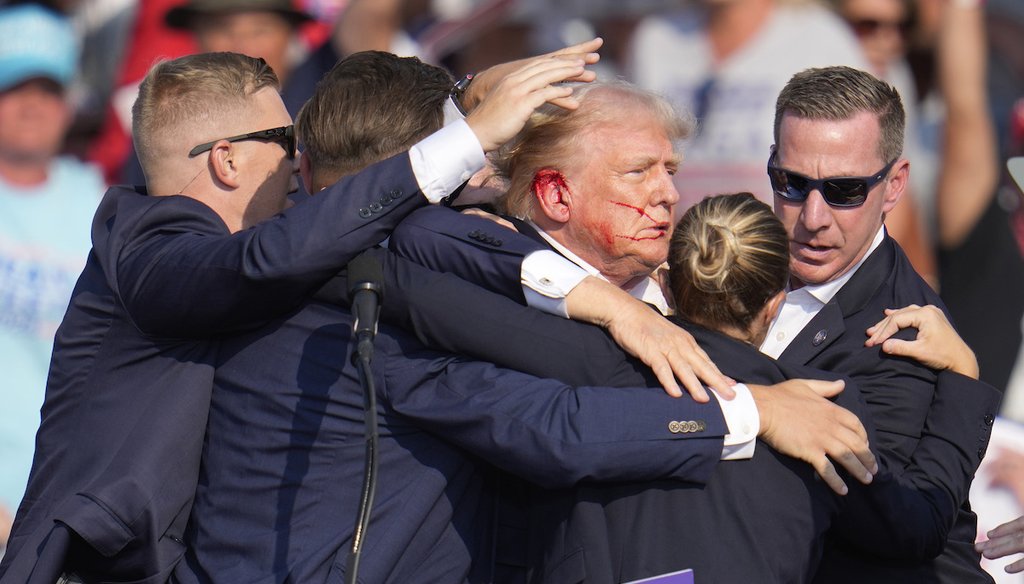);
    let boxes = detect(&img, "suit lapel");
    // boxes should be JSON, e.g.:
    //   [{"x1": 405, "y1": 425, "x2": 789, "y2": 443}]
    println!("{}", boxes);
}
[
  {"x1": 782, "y1": 302, "x2": 846, "y2": 365},
  {"x1": 830, "y1": 236, "x2": 897, "y2": 317}
]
